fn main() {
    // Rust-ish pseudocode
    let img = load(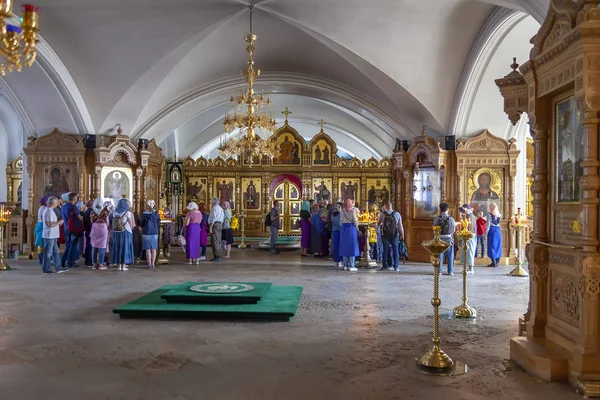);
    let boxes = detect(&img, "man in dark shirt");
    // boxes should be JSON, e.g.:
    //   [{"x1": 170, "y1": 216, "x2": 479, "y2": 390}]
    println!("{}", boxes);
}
[
  {"x1": 83, "y1": 200, "x2": 94, "y2": 267},
  {"x1": 269, "y1": 201, "x2": 280, "y2": 255}
]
